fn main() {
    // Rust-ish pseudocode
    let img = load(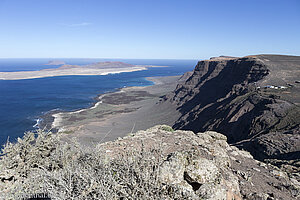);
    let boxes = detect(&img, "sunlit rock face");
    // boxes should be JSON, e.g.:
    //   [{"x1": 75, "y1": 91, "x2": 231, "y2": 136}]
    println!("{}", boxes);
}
[
  {"x1": 1, "y1": 125, "x2": 299, "y2": 199},
  {"x1": 101, "y1": 125, "x2": 299, "y2": 199}
]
